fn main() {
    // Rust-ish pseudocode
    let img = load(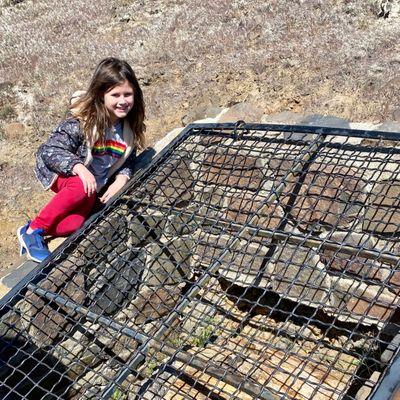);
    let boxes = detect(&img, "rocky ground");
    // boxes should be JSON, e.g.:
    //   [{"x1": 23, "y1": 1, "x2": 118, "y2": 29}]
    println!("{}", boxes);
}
[{"x1": 0, "y1": 0, "x2": 400, "y2": 275}]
